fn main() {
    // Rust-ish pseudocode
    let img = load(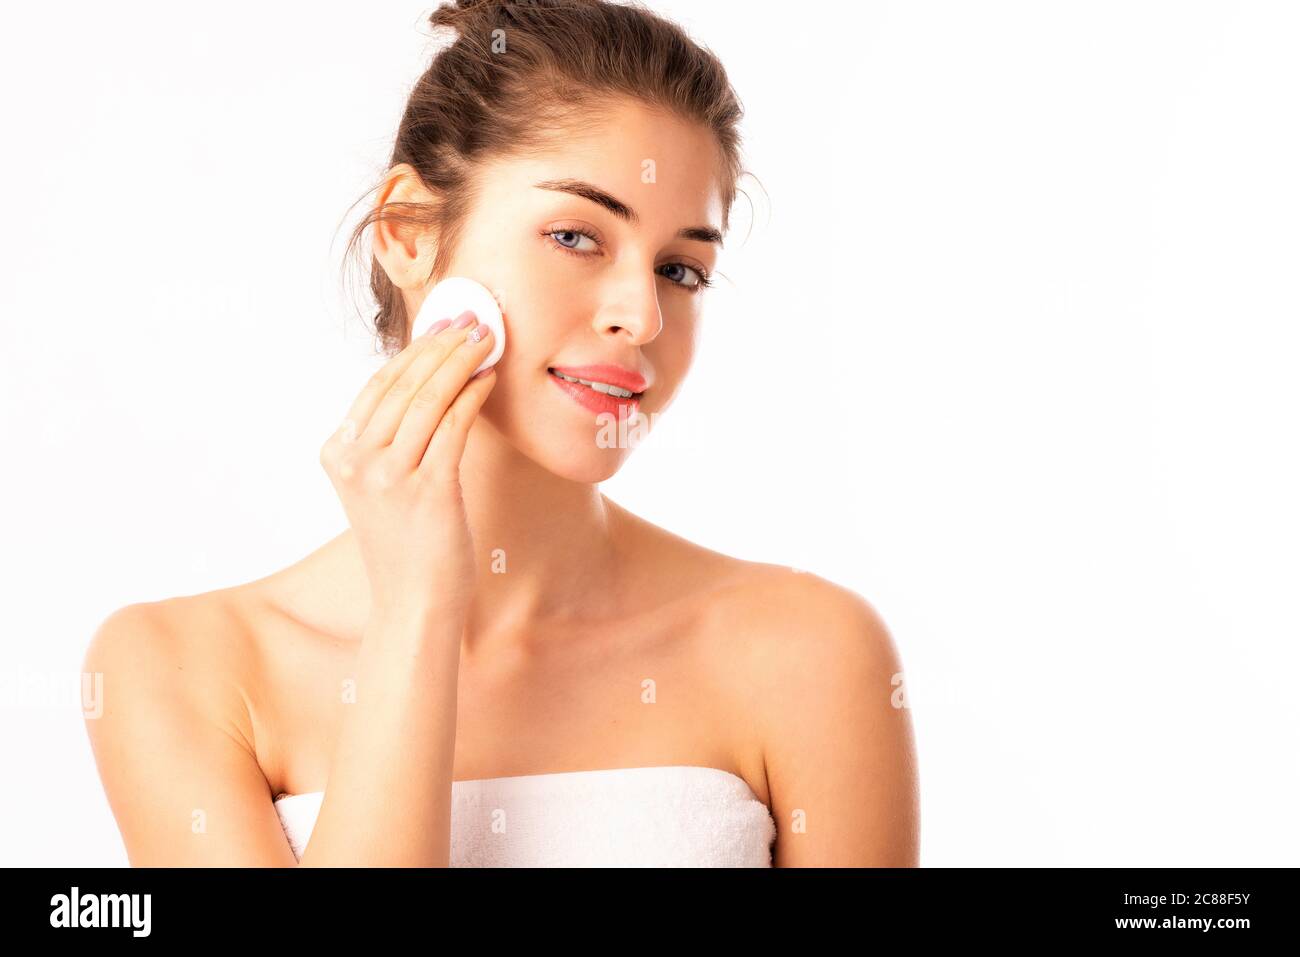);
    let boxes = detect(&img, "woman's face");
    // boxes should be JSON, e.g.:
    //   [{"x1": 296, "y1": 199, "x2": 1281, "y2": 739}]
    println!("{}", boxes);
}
[{"x1": 403, "y1": 99, "x2": 726, "y2": 484}]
